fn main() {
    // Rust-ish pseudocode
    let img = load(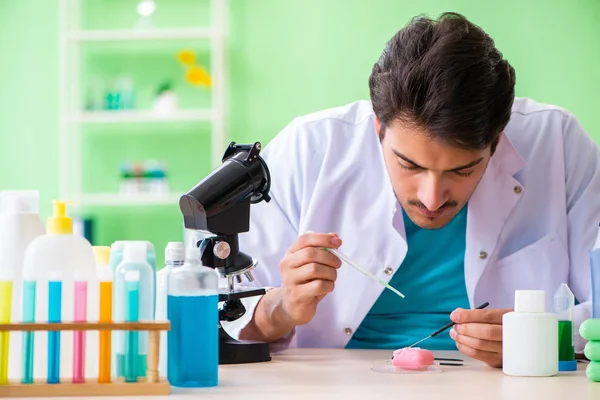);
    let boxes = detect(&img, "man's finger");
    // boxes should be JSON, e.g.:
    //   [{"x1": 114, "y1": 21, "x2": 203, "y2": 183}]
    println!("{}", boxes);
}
[
  {"x1": 288, "y1": 232, "x2": 342, "y2": 254},
  {"x1": 454, "y1": 323, "x2": 502, "y2": 341},
  {"x1": 454, "y1": 342, "x2": 502, "y2": 368},
  {"x1": 450, "y1": 327, "x2": 502, "y2": 353},
  {"x1": 283, "y1": 247, "x2": 343, "y2": 270},
  {"x1": 297, "y1": 279, "x2": 335, "y2": 299},
  {"x1": 292, "y1": 263, "x2": 338, "y2": 284},
  {"x1": 450, "y1": 308, "x2": 512, "y2": 324}
]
